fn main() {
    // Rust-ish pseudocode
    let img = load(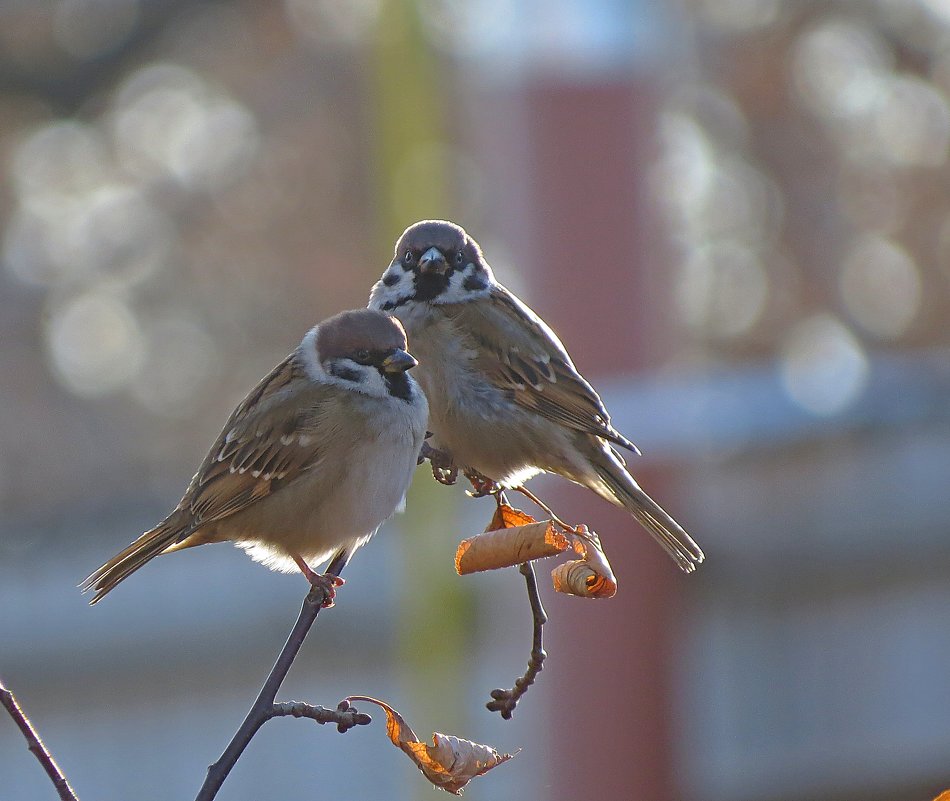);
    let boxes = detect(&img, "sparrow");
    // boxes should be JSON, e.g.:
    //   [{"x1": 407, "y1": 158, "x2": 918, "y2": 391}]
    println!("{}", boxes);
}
[
  {"x1": 81, "y1": 308, "x2": 429, "y2": 605},
  {"x1": 368, "y1": 220, "x2": 703, "y2": 573}
]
